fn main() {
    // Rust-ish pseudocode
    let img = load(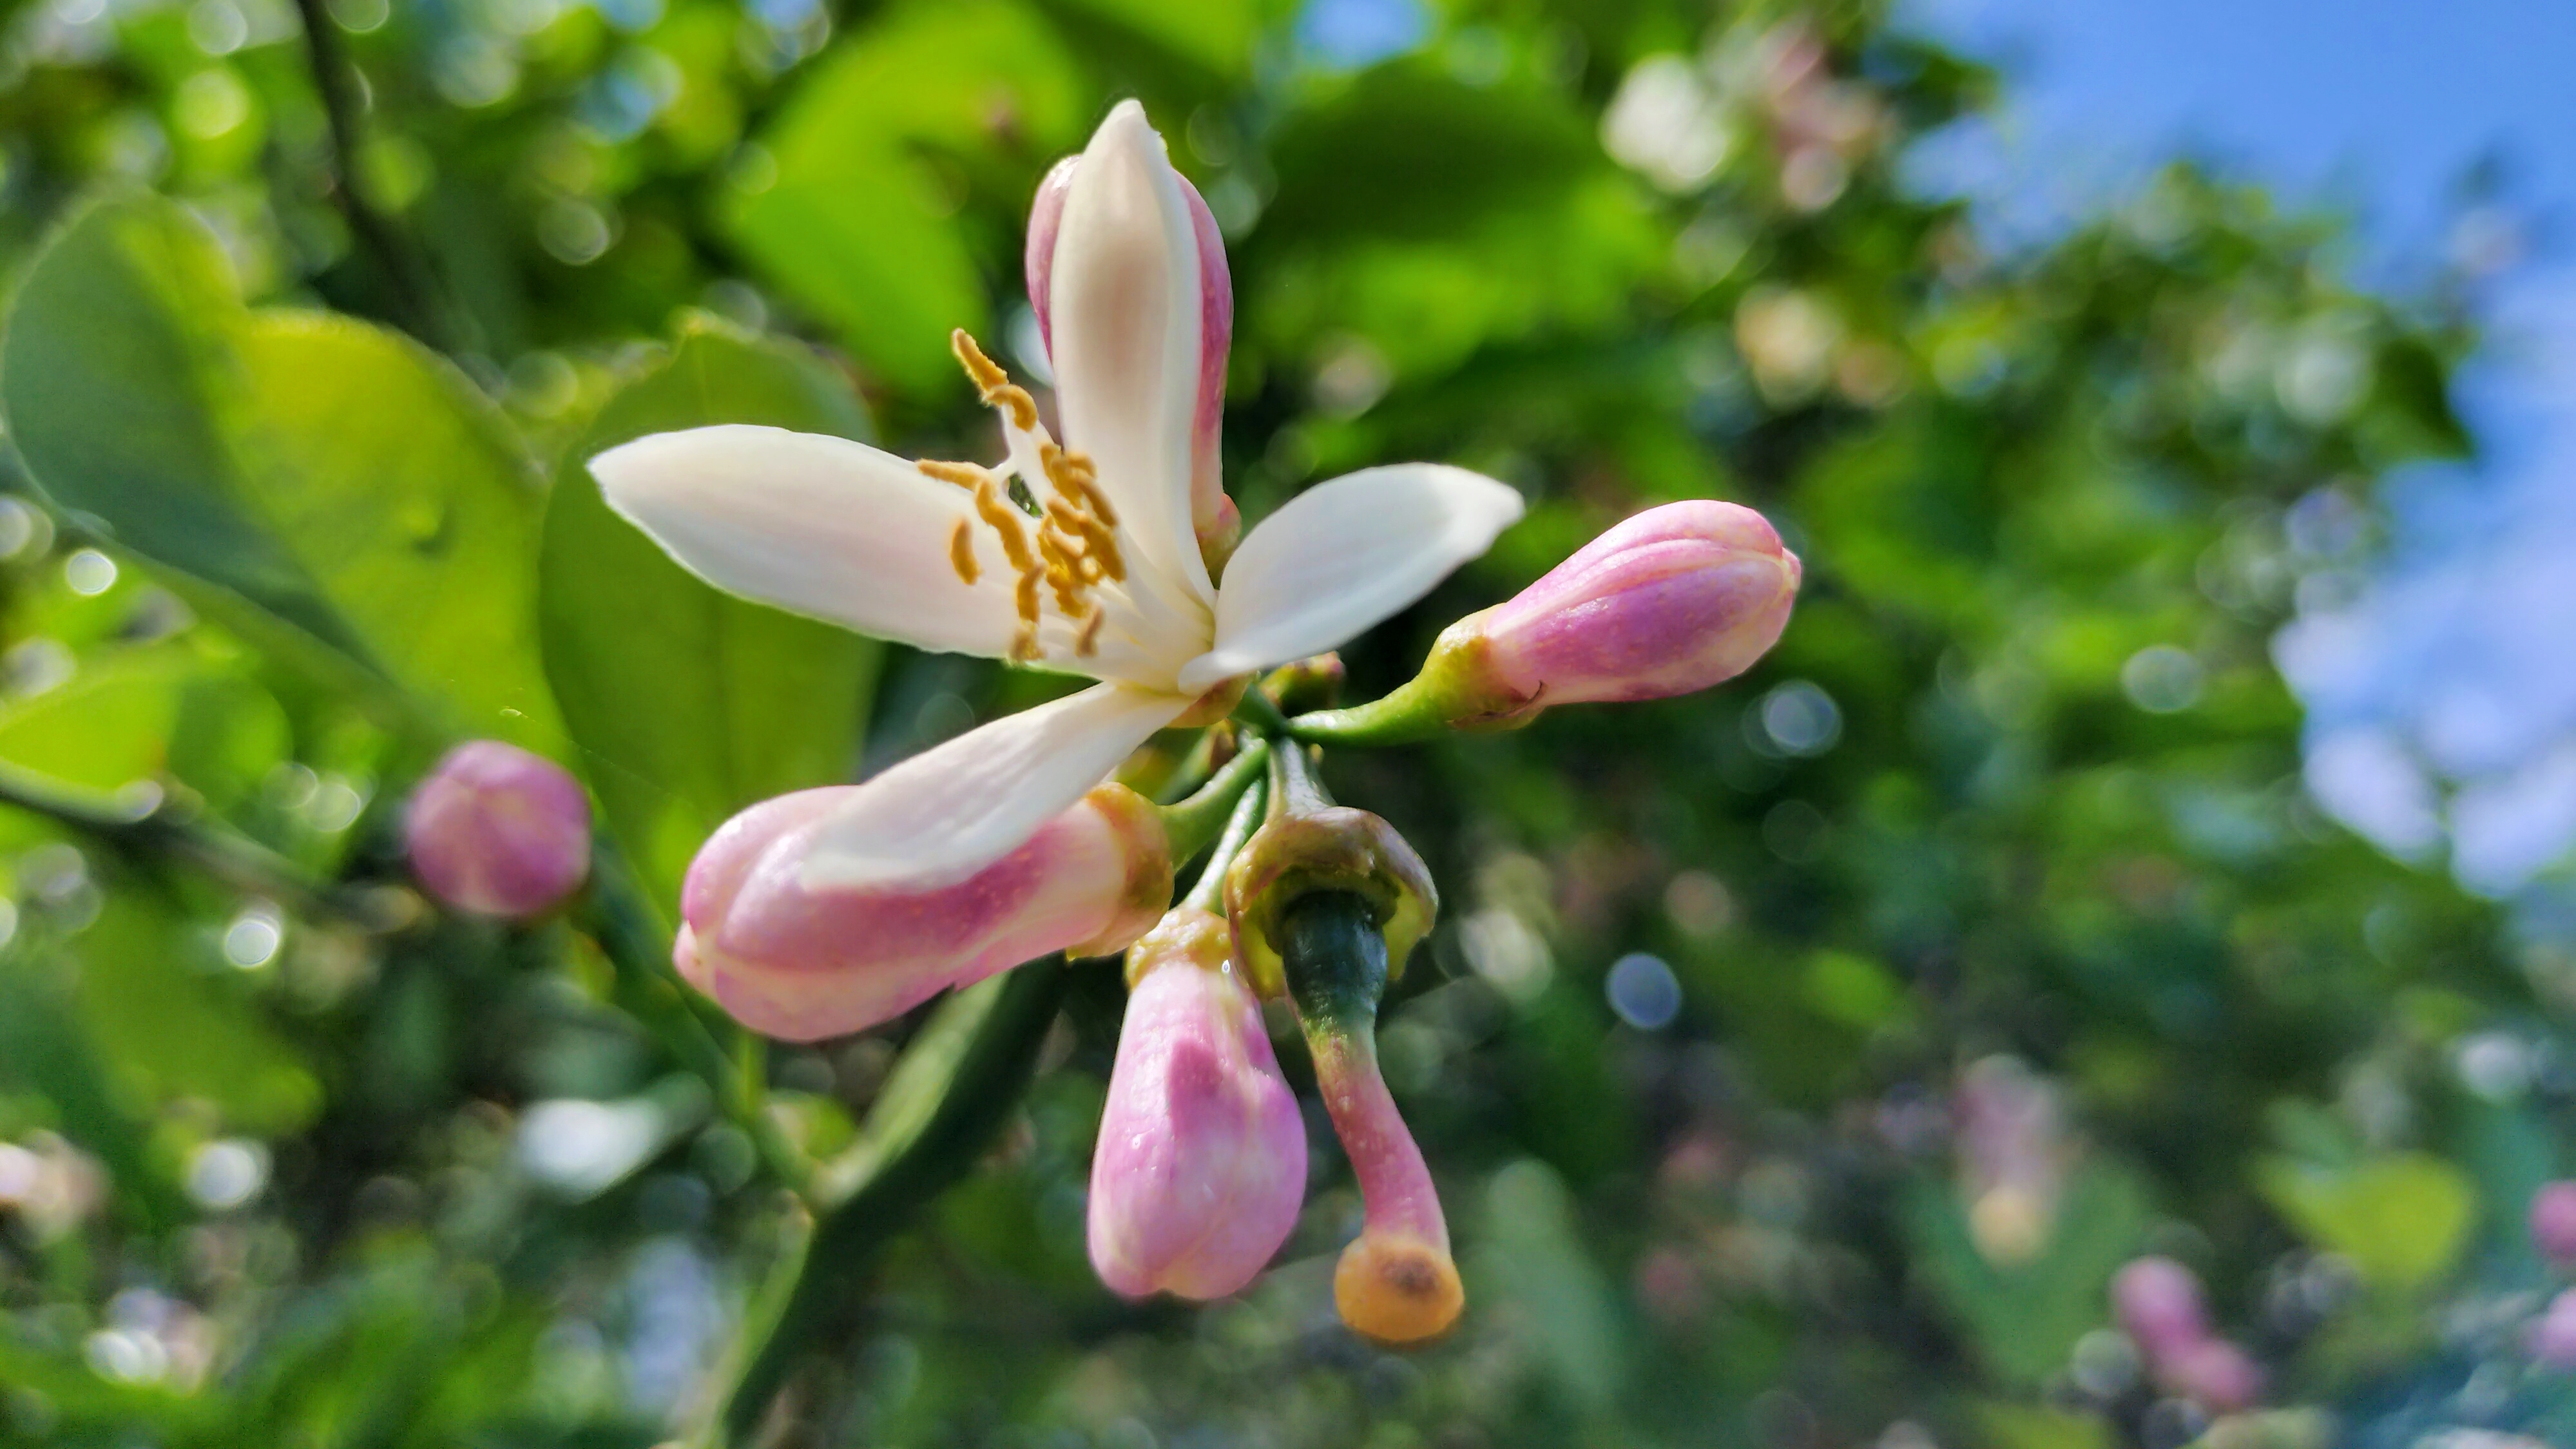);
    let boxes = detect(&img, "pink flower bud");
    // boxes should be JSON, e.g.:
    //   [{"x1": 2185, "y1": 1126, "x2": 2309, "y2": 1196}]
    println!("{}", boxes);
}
[
  {"x1": 1472, "y1": 500, "x2": 1799, "y2": 712},
  {"x1": 1087, "y1": 908, "x2": 1306, "y2": 1300},
  {"x1": 2530, "y1": 1289, "x2": 2576, "y2": 1369},
  {"x1": 2158, "y1": 1336, "x2": 2264, "y2": 1414},
  {"x1": 2532, "y1": 1181, "x2": 2576, "y2": 1265},
  {"x1": 675, "y1": 783, "x2": 1170, "y2": 1042},
  {"x1": 1025, "y1": 137, "x2": 1238, "y2": 561},
  {"x1": 404, "y1": 741, "x2": 591, "y2": 919},
  {"x1": 2113, "y1": 1256, "x2": 2212, "y2": 1368}
]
